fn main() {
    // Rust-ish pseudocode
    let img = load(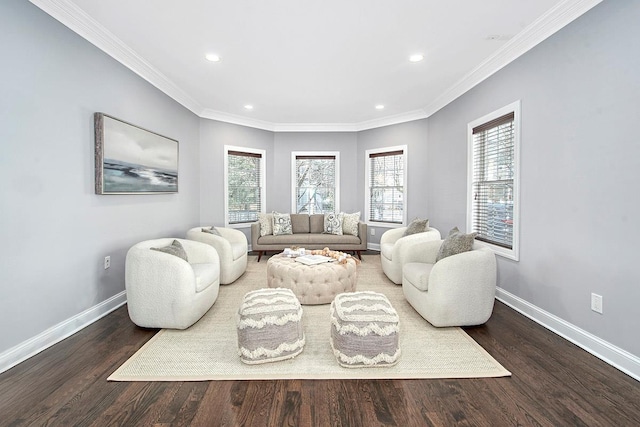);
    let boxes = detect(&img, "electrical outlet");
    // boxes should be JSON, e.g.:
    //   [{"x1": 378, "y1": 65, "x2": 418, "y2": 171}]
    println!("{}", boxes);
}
[
  {"x1": 370, "y1": 228, "x2": 375, "y2": 236},
  {"x1": 591, "y1": 293, "x2": 603, "y2": 314},
  {"x1": 104, "y1": 256, "x2": 111, "y2": 269}
]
